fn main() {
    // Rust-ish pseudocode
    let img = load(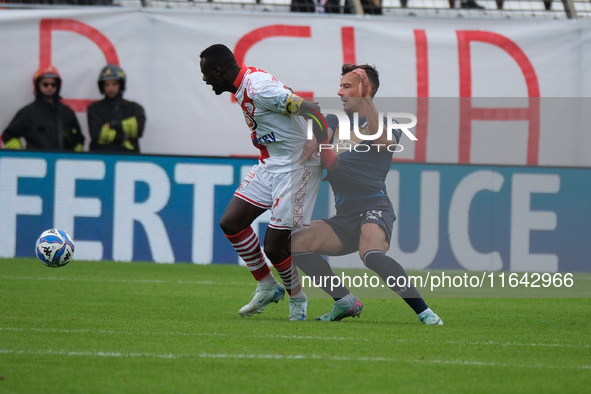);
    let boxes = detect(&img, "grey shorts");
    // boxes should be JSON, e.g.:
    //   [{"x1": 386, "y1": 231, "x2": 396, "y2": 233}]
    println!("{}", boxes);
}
[{"x1": 322, "y1": 195, "x2": 396, "y2": 256}]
